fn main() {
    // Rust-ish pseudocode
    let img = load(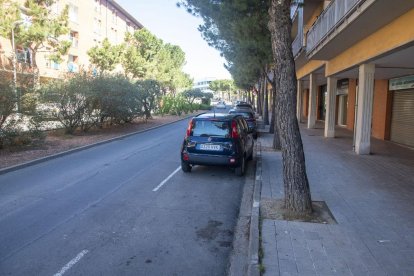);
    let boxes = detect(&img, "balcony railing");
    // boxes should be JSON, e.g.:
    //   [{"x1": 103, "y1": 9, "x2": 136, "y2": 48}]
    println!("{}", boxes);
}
[
  {"x1": 67, "y1": 62, "x2": 79, "y2": 73},
  {"x1": 292, "y1": 32, "x2": 303, "y2": 57},
  {"x1": 306, "y1": 0, "x2": 365, "y2": 54},
  {"x1": 16, "y1": 49, "x2": 32, "y2": 64},
  {"x1": 290, "y1": 0, "x2": 303, "y2": 19},
  {"x1": 70, "y1": 37, "x2": 79, "y2": 48}
]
